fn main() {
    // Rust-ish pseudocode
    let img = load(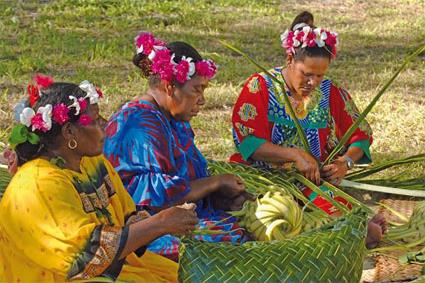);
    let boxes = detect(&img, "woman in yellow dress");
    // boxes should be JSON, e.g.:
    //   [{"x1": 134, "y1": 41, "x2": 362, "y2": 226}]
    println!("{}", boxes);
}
[{"x1": 0, "y1": 76, "x2": 197, "y2": 282}]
